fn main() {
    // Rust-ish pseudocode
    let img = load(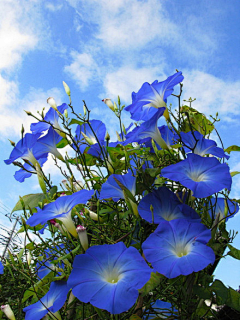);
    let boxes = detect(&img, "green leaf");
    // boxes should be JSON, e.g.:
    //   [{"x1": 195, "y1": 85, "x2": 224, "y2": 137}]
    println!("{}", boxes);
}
[
  {"x1": 227, "y1": 244, "x2": 240, "y2": 260},
  {"x1": 226, "y1": 287, "x2": 240, "y2": 311},
  {"x1": 129, "y1": 315, "x2": 143, "y2": 320},
  {"x1": 12, "y1": 193, "x2": 46, "y2": 213},
  {"x1": 68, "y1": 118, "x2": 84, "y2": 126},
  {"x1": 145, "y1": 168, "x2": 161, "y2": 178},
  {"x1": 181, "y1": 105, "x2": 214, "y2": 134},
  {"x1": 230, "y1": 171, "x2": 240, "y2": 177},
  {"x1": 225, "y1": 145, "x2": 240, "y2": 154},
  {"x1": 193, "y1": 285, "x2": 212, "y2": 299},
  {"x1": 139, "y1": 272, "x2": 163, "y2": 297},
  {"x1": 209, "y1": 279, "x2": 240, "y2": 311},
  {"x1": 56, "y1": 138, "x2": 69, "y2": 148},
  {"x1": 210, "y1": 280, "x2": 228, "y2": 305}
]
